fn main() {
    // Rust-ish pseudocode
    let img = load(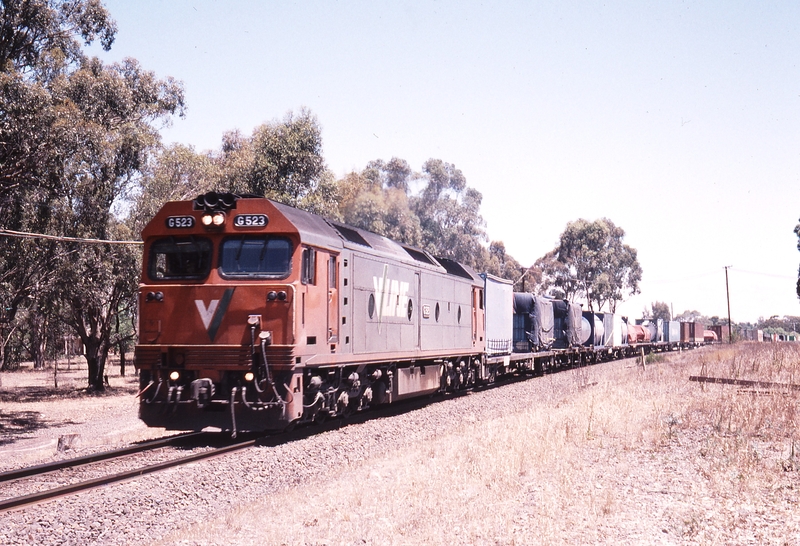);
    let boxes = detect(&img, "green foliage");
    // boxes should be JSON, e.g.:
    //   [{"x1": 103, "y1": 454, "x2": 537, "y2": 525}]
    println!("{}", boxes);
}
[
  {"x1": 0, "y1": 1, "x2": 184, "y2": 387},
  {"x1": 203, "y1": 109, "x2": 340, "y2": 218},
  {"x1": 336, "y1": 157, "x2": 498, "y2": 272},
  {"x1": 485, "y1": 241, "x2": 527, "y2": 290},
  {"x1": 645, "y1": 352, "x2": 666, "y2": 365},
  {"x1": 338, "y1": 170, "x2": 422, "y2": 245},
  {"x1": 758, "y1": 315, "x2": 800, "y2": 333},
  {"x1": 413, "y1": 159, "x2": 488, "y2": 267},
  {"x1": 674, "y1": 310, "x2": 706, "y2": 323},
  {"x1": 0, "y1": 0, "x2": 116, "y2": 74},
  {"x1": 646, "y1": 301, "x2": 671, "y2": 321},
  {"x1": 531, "y1": 218, "x2": 642, "y2": 312},
  {"x1": 130, "y1": 144, "x2": 217, "y2": 233}
]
